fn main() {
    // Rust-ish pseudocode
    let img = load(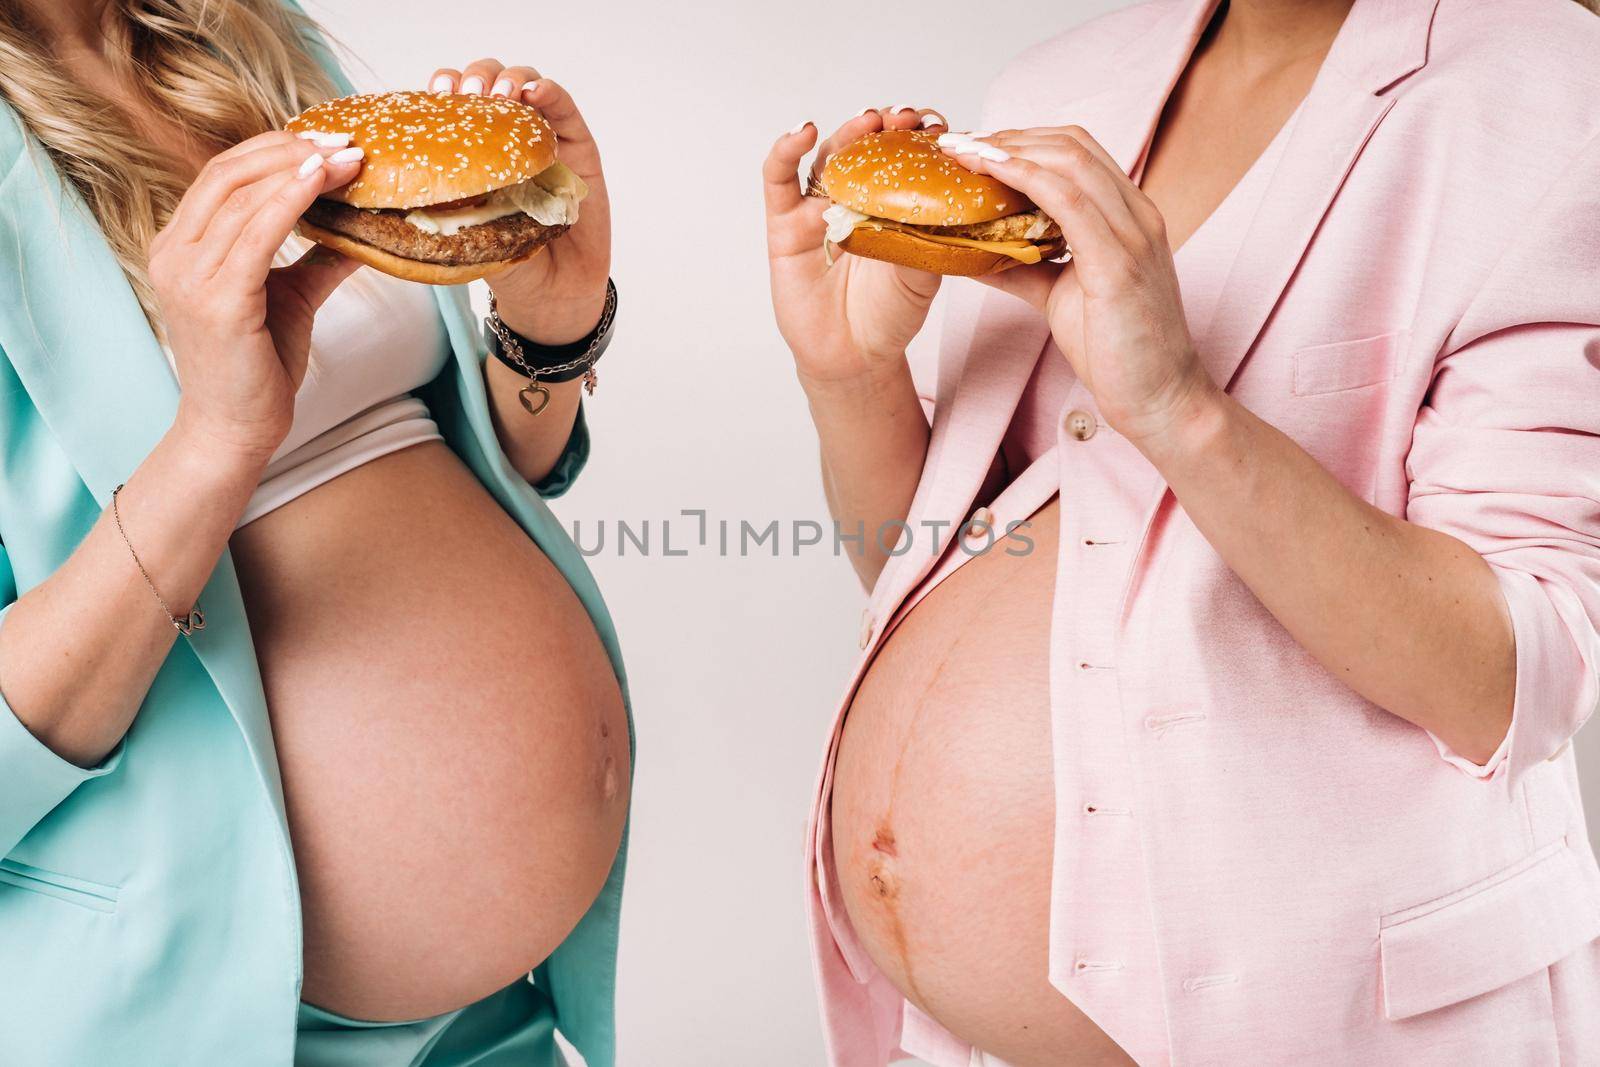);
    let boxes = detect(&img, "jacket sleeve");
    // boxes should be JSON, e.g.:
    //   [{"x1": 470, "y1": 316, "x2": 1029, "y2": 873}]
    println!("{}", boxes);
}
[
  {"x1": 1403, "y1": 135, "x2": 1600, "y2": 784},
  {"x1": 0, "y1": 544, "x2": 123, "y2": 857},
  {"x1": 530, "y1": 401, "x2": 591, "y2": 499}
]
